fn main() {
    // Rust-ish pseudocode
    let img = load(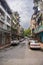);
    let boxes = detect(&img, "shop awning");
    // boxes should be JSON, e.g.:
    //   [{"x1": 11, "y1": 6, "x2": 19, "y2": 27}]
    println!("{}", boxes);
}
[{"x1": 34, "y1": 25, "x2": 43, "y2": 34}]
